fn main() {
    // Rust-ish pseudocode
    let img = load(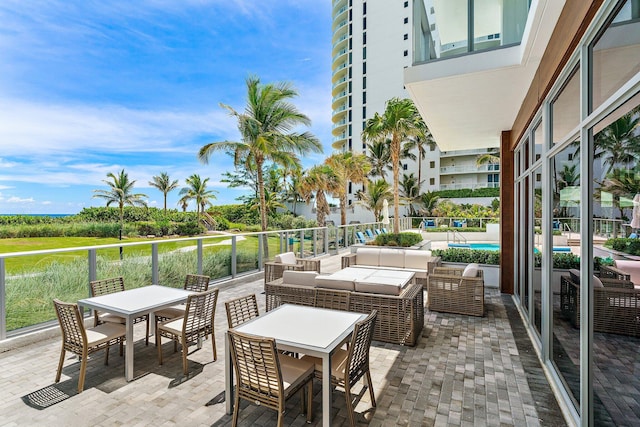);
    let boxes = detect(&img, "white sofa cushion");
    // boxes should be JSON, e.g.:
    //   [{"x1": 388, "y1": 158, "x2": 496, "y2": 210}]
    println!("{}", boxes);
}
[
  {"x1": 275, "y1": 252, "x2": 297, "y2": 265},
  {"x1": 379, "y1": 248, "x2": 405, "y2": 268},
  {"x1": 354, "y1": 277, "x2": 407, "y2": 295},
  {"x1": 462, "y1": 263, "x2": 480, "y2": 277},
  {"x1": 282, "y1": 270, "x2": 318, "y2": 287},
  {"x1": 404, "y1": 251, "x2": 430, "y2": 270},
  {"x1": 356, "y1": 247, "x2": 381, "y2": 267},
  {"x1": 314, "y1": 275, "x2": 355, "y2": 291}
]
